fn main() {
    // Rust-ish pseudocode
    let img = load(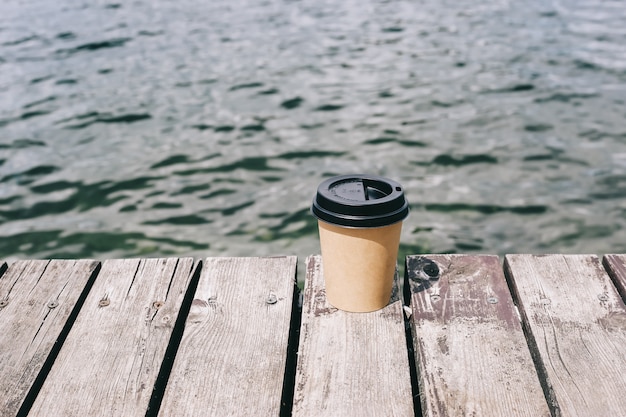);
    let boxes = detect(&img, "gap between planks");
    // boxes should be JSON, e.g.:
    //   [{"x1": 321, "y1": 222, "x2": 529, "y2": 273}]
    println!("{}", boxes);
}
[
  {"x1": 293, "y1": 255, "x2": 414, "y2": 417},
  {"x1": 26, "y1": 258, "x2": 197, "y2": 417},
  {"x1": 505, "y1": 254, "x2": 626, "y2": 417},
  {"x1": 406, "y1": 254, "x2": 550, "y2": 417},
  {"x1": 157, "y1": 256, "x2": 298, "y2": 417},
  {"x1": 0, "y1": 260, "x2": 100, "y2": 417}
]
